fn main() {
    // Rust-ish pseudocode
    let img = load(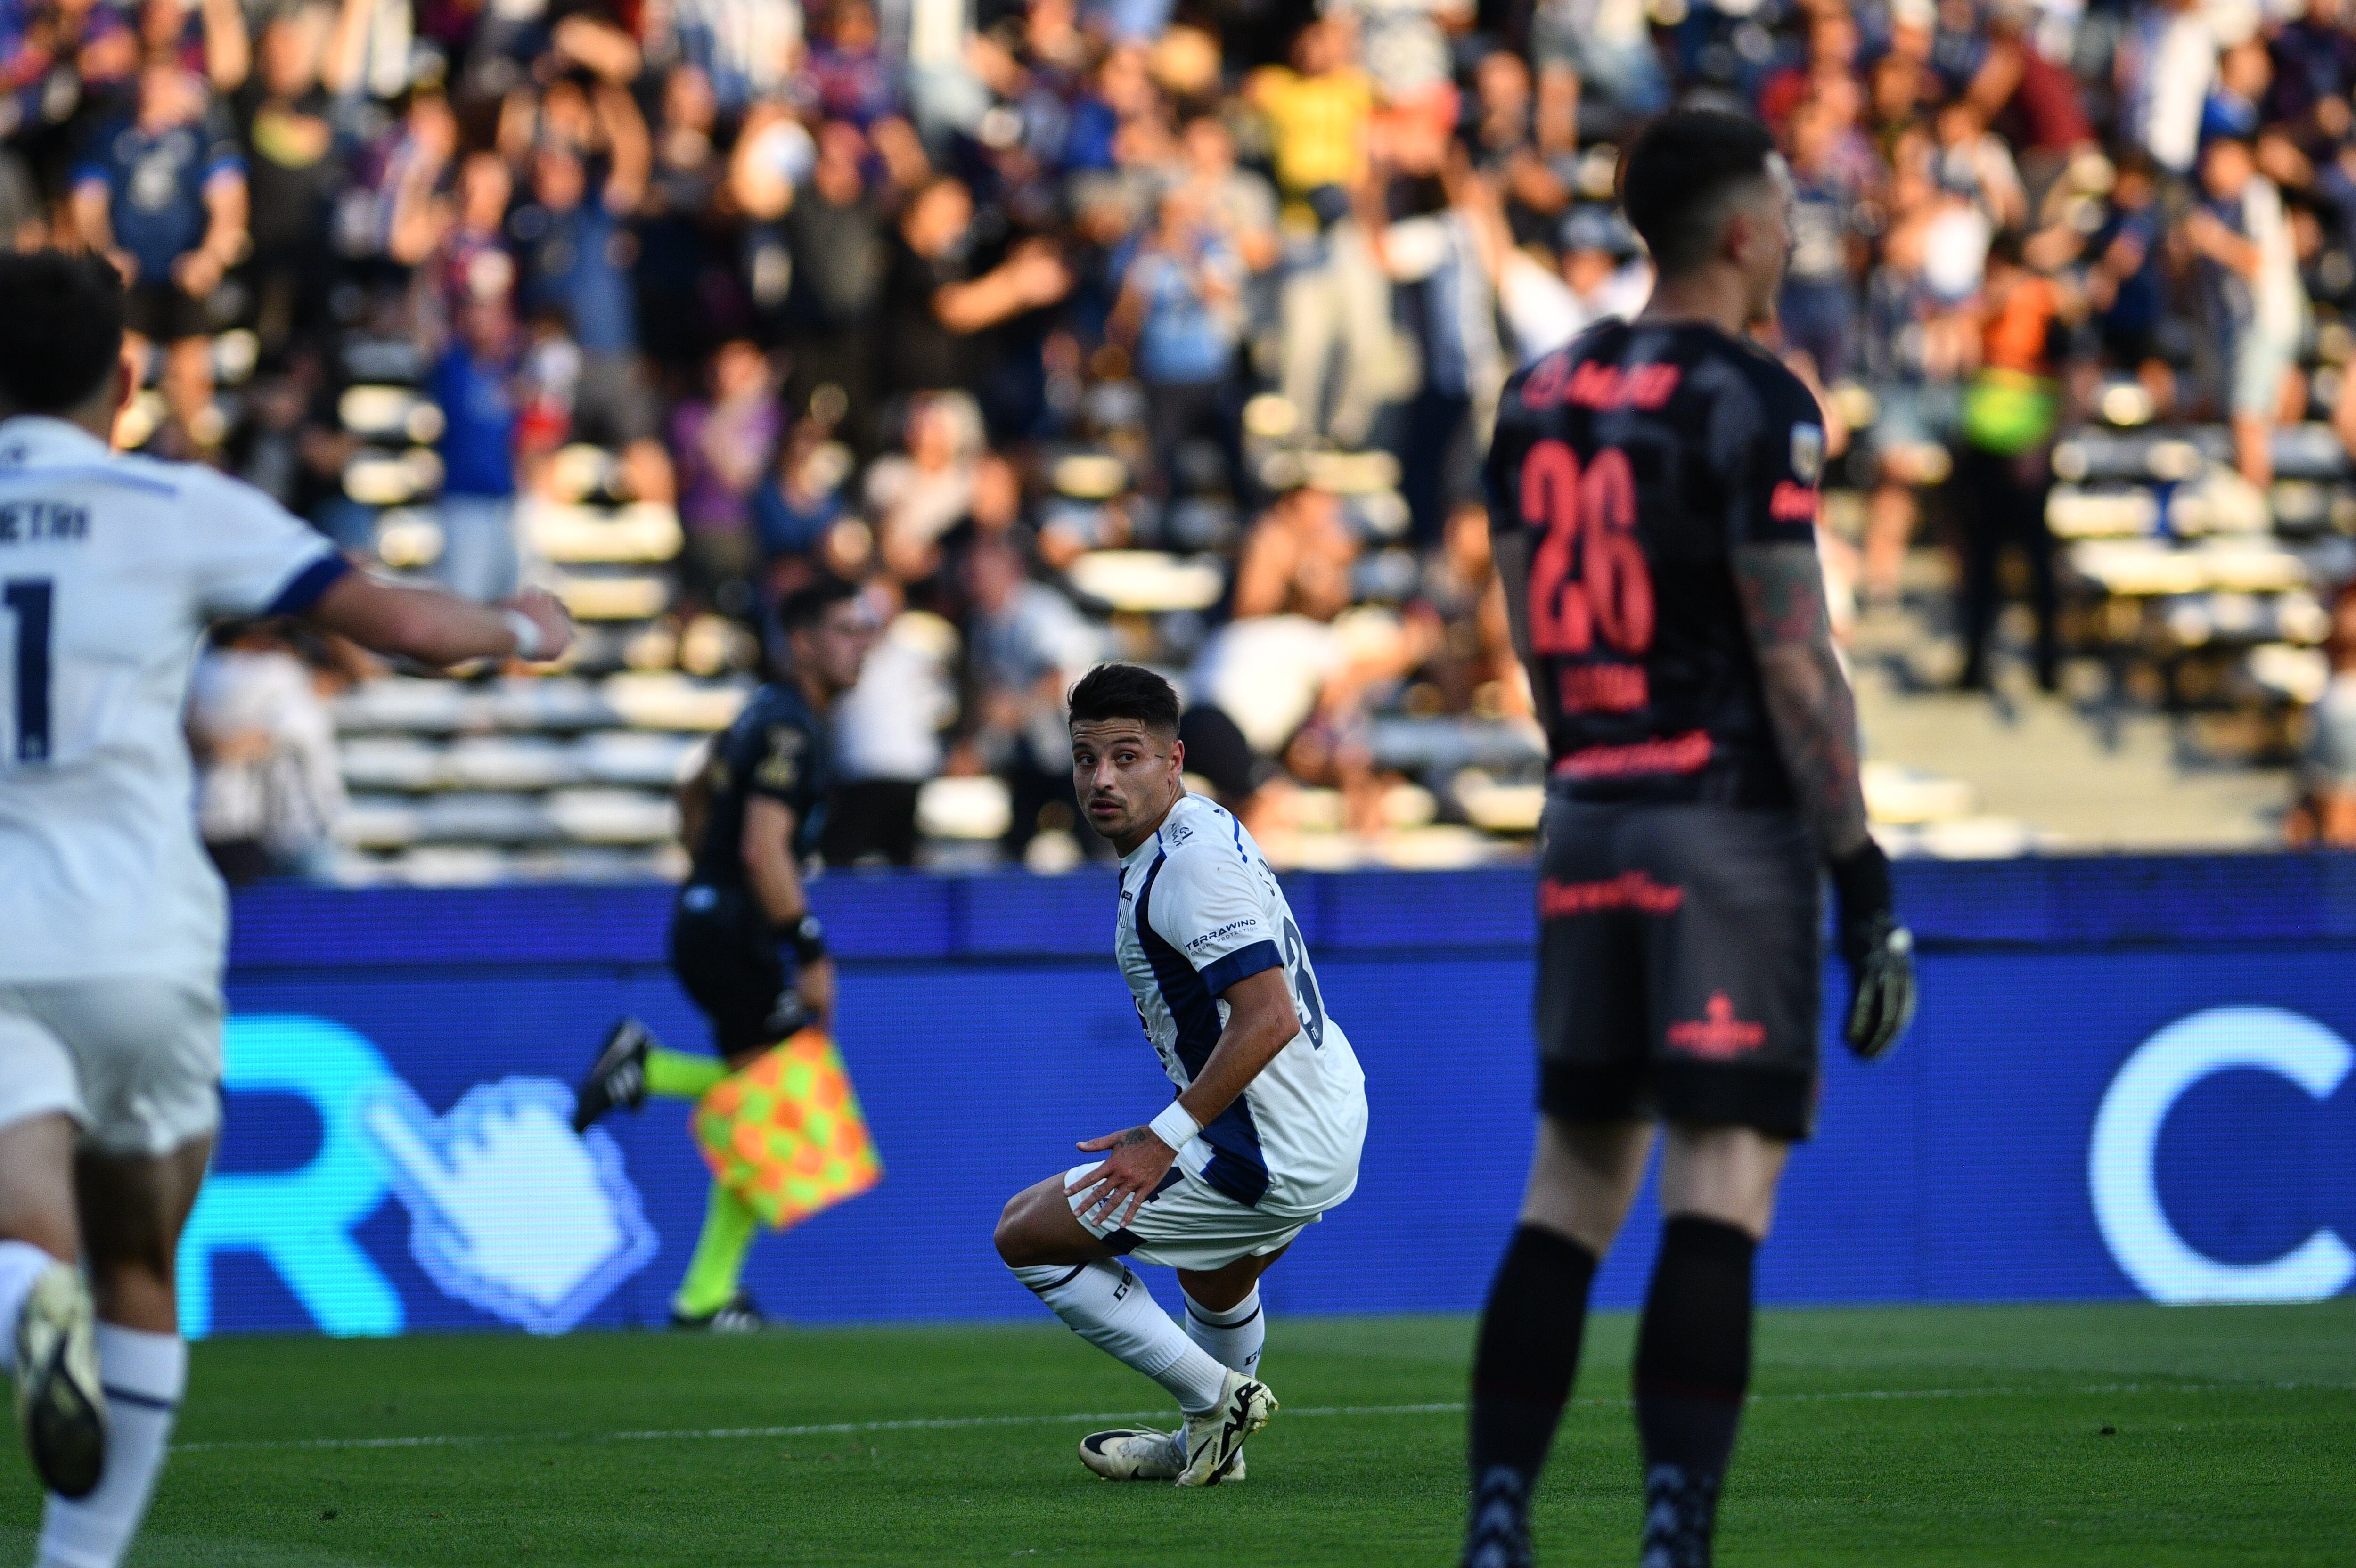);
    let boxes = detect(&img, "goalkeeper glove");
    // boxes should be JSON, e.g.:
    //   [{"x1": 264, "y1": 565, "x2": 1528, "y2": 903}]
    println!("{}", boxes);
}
[{"x1": 1828, "y1": 839, "x2": 1917, "y2": 1061}]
